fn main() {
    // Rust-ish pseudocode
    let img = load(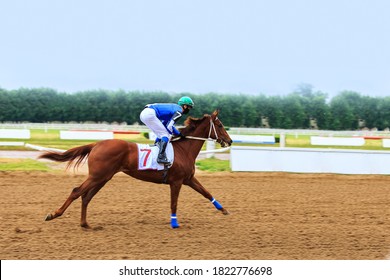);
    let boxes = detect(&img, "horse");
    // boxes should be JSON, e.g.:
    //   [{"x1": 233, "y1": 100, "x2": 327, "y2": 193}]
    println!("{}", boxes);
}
[{"x1": 38, "y1": 110, "x2": 233, "y2": 229}]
